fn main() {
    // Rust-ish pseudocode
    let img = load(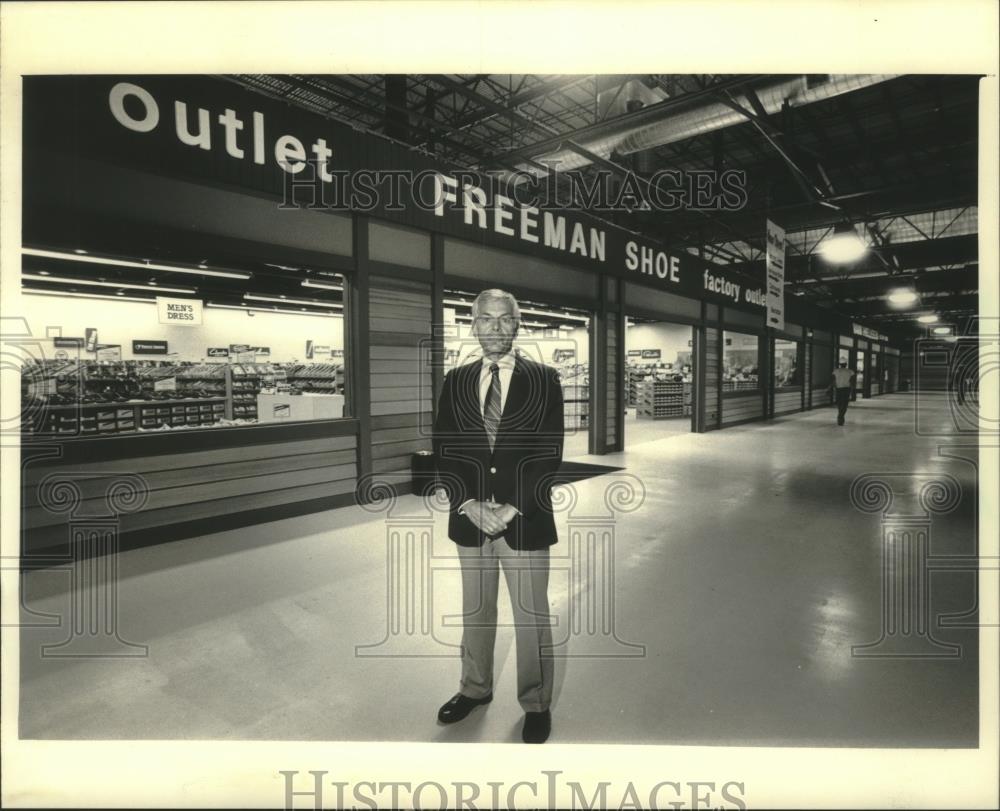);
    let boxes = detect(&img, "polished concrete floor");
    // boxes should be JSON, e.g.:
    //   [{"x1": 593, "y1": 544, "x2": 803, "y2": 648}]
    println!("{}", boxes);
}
[{"x1": 19, "y1": 393, "x2": 980, "y2": 745}]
